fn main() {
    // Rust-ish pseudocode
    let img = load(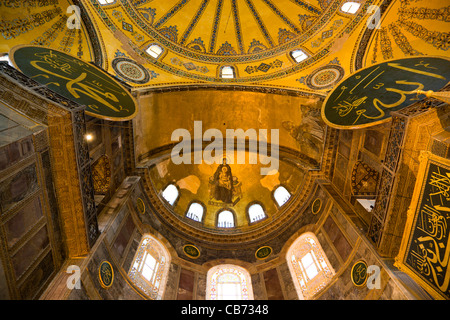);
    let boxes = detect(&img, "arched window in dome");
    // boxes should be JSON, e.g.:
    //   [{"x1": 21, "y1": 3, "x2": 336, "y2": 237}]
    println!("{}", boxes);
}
[
  {"x1": 206, "y1": 264, "x2": 254, "y2": 300},
  {"x1": 247, "y1": 203, "x2": 266, "y2": 223},
  {"x1": 286, "y1": 232, "x2": 334, "y2": 299},
  {"x1": 340, "y1": 1, "x2": 361, "y2": 14},
  {"x1": 98, "y1": 0, "x2": 115, "y2": 5},
  {"x1": 273, "y1": 186, "x2": 291, "y2": 207},
  {"x1": 146, "y1": 43, "x2": 164, "y2": 59},
  {"x1": 220, "y1": 65, "x2": 236, "y2": 79},
  {"x1": 217, "y1": 210, "x2": 235, "y2": 228},
  {"x1": 290, "y1": 49, "x2": 308, "y2": 63},
  {"x1": 128, "y1": 234, "x2": 171, "y2": 300},
  {"x1": 162, "y1": 184, "x2": 179, "y2": 206},
  {"x1": 186, "y1": 202, "x2": 204, "y2": 222}
]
